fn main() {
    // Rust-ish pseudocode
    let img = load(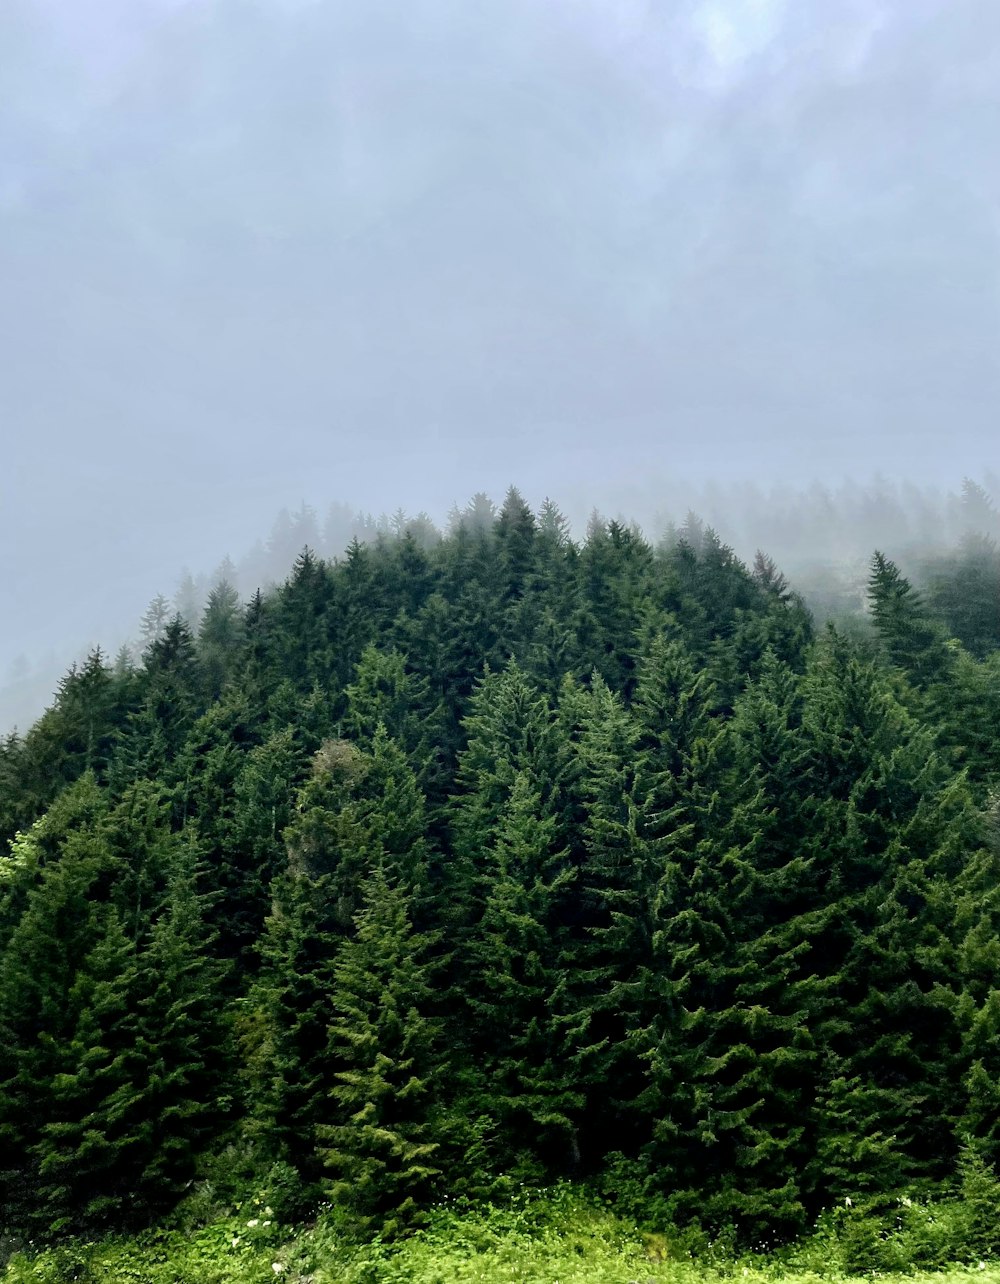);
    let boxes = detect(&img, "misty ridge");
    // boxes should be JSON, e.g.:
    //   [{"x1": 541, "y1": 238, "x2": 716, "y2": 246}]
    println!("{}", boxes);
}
[
  {"x1": 10, "y1": 0, "x2": 1000, "y2": 1273},
  {"x1": 3, "y1": 472, "x2": 998, "y2": 737},
  {"x1": 6, "y1": 0, "x2": 1000, "y2": 752}
]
